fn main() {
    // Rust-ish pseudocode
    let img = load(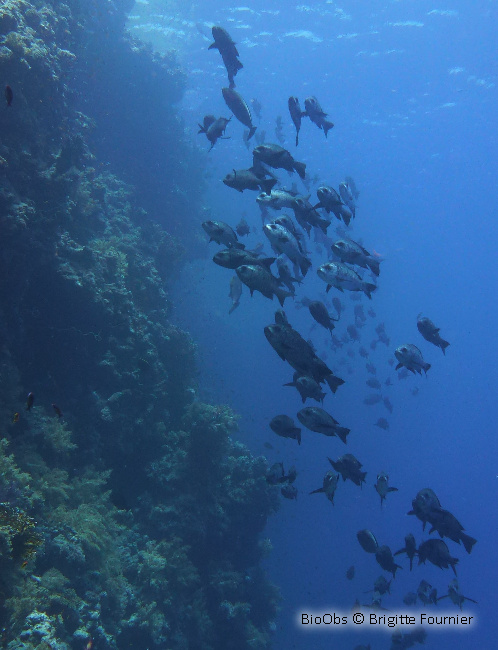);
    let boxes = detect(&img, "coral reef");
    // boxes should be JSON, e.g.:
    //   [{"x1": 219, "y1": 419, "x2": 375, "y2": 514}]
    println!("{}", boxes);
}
[{"x1": 0, "y1": 1, "x2": 280, "y2": 647}]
